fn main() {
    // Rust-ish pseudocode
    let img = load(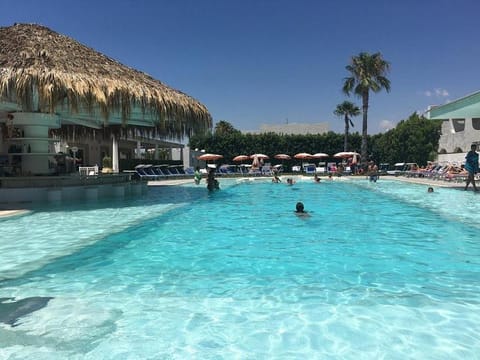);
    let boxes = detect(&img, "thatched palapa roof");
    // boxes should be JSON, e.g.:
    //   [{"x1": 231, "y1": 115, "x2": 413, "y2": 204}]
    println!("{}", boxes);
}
[{"x1": 0, "y1": 23, "x2": 212, "y2": 139}]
